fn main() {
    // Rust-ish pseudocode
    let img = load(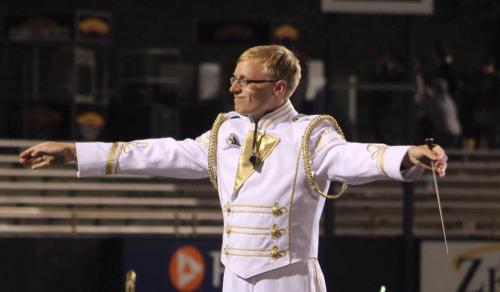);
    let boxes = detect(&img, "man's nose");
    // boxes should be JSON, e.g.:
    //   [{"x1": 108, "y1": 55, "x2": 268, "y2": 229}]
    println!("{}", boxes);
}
[{"x1": 229, "y1": 82, "x2": 240, "y2": 93}]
